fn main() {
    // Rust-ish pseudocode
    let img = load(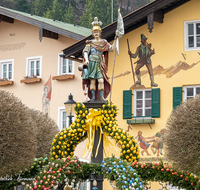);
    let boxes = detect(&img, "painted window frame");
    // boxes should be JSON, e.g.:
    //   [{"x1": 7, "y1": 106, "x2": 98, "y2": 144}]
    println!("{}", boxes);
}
[
  {"x1": 133, "y1": 89, "x2": 152, "y2": 117},
  {"x1": 0, "y1": 59, "x2": 14, "y2": 80},
  {"x1": 26, "y1": 56, "x2": 42, "y2": 78},
  {"x1": 184, "y1": 85, "x2": 200, "y2": 101},
  {"x1": 184, "y1": 20, "x2": 200, "y2": 51},
  {"x1": 57, "y1": 53, "x2": 74, "y2": 76},
  {"x1": 57, "y1": 107, "x2": 75, "y2": 131}
]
